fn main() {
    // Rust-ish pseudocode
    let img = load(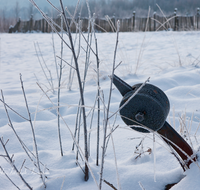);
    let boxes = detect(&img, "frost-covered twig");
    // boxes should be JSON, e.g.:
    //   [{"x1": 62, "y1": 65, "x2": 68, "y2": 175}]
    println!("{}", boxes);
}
[
  {"x1": 158, "y1": 132, "x2": 199, "y2": 171},
  {"x1": 20, "y1": 74, "x2": 46, "y2": 188},
  {"x1": 52, "y1": 29, "x2": 59, "y2": 82},
  {"x1": 57, "y1": 14, "x2": 64, "y2": 157},
  {"x1": 156, "y1": 4, "x2": 182, "y2": 66},
  {"x1": 60, "y1": 176, "x2": 66, "y2": 190},
  {"x1": 0, "y1": 166, "x2": 20, "y2": 190},
  {"x1": 103, "y1": 179, "x2": 117, "y2": 190},
  {"x1": 56, "y1": 56, "x2": 76, "y2": 70},
  {"x1": 105, "y1": 15, "x2": 116, "y2": 32},
  {"x1": 110, "y1": 129, "x2": 121, "y2": 190},
  {"x1": 0, "y1": 98, "x2": 29, "y2": 121},
  {"x1": 59, "y1": 0, "x2": 89, "y2": 180},
  {"x1": 105, "y1": 116, "x2": 118, "y2": 152},
  {"x1": 87, "y1": 9, "x2": 101, "y2": 166},
  {"x1": 0, "y1": 138, "x2": 32, "y2": 190},
  {"x1": 46, "y1": 0, "x2": 61, "y2": 13},
  {"x1": 65, "y1": 0, "x2": 80, "y2": 28},
  {"x1": 73, "y1": 4, "x2": 94, "y2": 159},
  {"x1": 29, "y1": 0, "x2": 71, "y2": 49},
  {"x1": 139, "y1": 181, "x2": 146, "y2": 190},
  {"x1": 36, "y1": 83, "x2": 99, "y2": 188},
  {"x1": 1, "y1": 90, "x2": 38, "y2": 167},
  {"x1": 153, "y1": 133, "x2": 156, "y2": 182},
  {"x1": 34, "y1": 42, "x2": 54, "y2": 93},
  {"x1": 178, "y1": 113, "x2": 193, "y2": 148},
  {"x1": 134, "y1": 7, "x2": 150, "y2": 74},
  {"x1": 99, "y1": 20, "x2": 120, "y2": 190}
]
